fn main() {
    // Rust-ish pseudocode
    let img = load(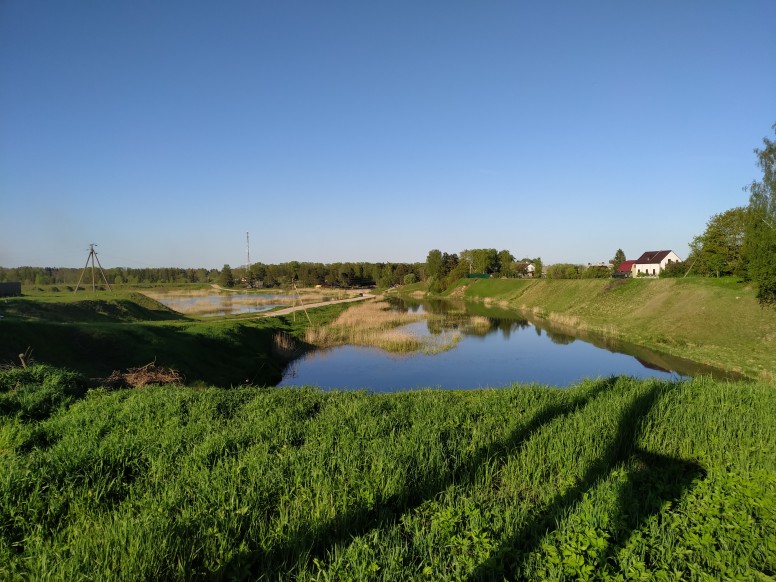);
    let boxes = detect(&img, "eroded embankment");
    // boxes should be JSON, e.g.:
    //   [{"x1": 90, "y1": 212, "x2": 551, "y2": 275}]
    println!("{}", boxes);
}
[{"x1": 442, "y1": 278, "x2": 776, "y2": 380}]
